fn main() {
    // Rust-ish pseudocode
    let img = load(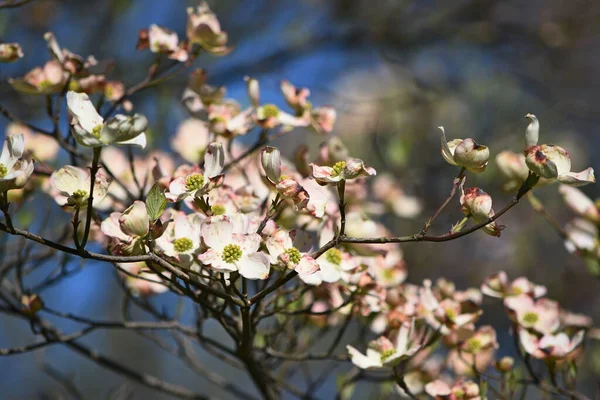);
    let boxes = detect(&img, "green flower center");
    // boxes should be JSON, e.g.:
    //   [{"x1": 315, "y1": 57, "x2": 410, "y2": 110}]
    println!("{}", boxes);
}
[
  {"x1": 332, "y1": 161, "x2": 346, "y2": 177},
  {"x1": 185, "y1": 174, "x2": 206, "y2": 191},
  {"x1": 72, "y1": 189, "x2": 88, "y2": 199},
  {"x1": 325, "y1": 248, "x2": 342, "y2": 265},
  {"x1": 284, "y1": 247, "x2": 301, "y2": 264},
  {"x1": 39, "y1": 80, "x2": 53, "y2": 90},
  {"x1": 222, "y1": 244, "x2": 242, "y2": 263},
  {"x1": 380, "y1": 349, "x2": 396, "y2": 362},
  {"x1": 465, "y1": 337, "x2": 483, "y2": 353},
  {"x1": 0, "y1": 163, "x2": 7, "y2": 178},
  {"x1": 211, "y1": 204, "x2": 226, "y2": 215},
  {"x1": 522, "y1": 312, "x2": 539, "y2": 325},
  {"x1": 173, "y1": 237, "x2": 194, "y2": 253},
  {"x1": 91, "y1": 124, "x2": 103, "y2": 138},
  {"x1": 445, "y1": 307, "x2": 457, "y2": 322},
  {"x1": 261, "y1": 104, "x2": 280, "y2": 119}
]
